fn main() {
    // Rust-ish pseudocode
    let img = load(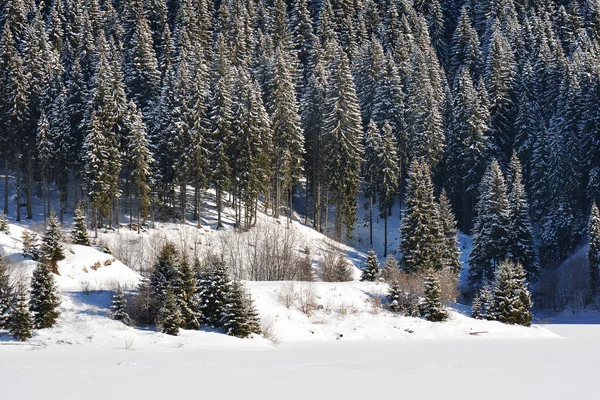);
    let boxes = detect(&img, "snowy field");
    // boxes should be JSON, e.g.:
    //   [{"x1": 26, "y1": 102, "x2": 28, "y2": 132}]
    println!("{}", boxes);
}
[{"x1": 1, "y1": 323, "x2": 598, "y2": 400}]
